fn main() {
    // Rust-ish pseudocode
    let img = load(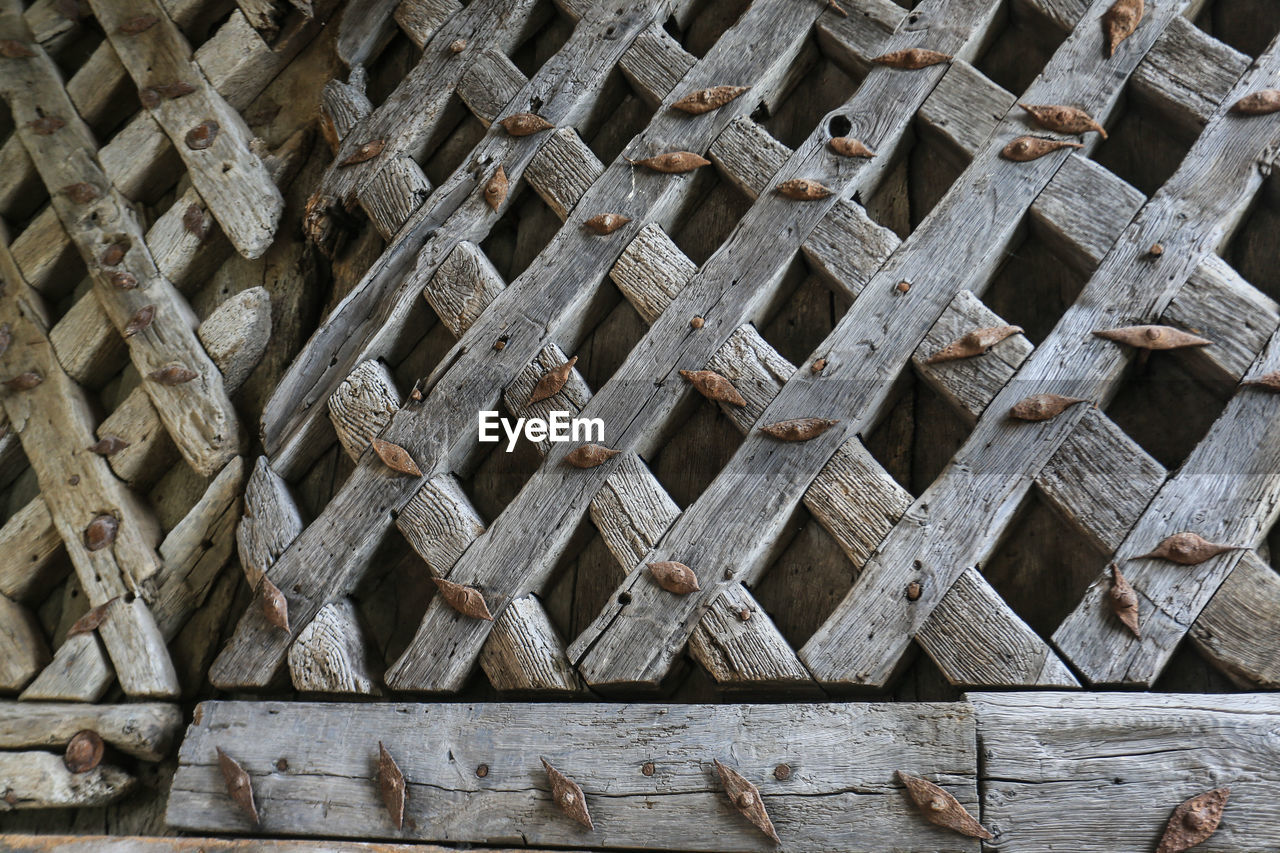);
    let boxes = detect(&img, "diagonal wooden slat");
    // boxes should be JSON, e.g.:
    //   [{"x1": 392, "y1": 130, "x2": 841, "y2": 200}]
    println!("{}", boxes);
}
[
  {"x1": 216, "y1": 0, "x2": 836, "y2": 689},
  {"x1": 384, "y1": 0, "x2": 1010, "y2": 693},
  {"x1": 86, "y1": 0, "x2": 285, "y2": 259},
  {"x1": 0, "y1": 14, "x2": 244, "y2": 478},
  {"x1": 572, "y1": 0, "x2": 1192, "y2": 691},
  {"x1": 804, "y1": 31, "x2": 1280, "y2": 689}
]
